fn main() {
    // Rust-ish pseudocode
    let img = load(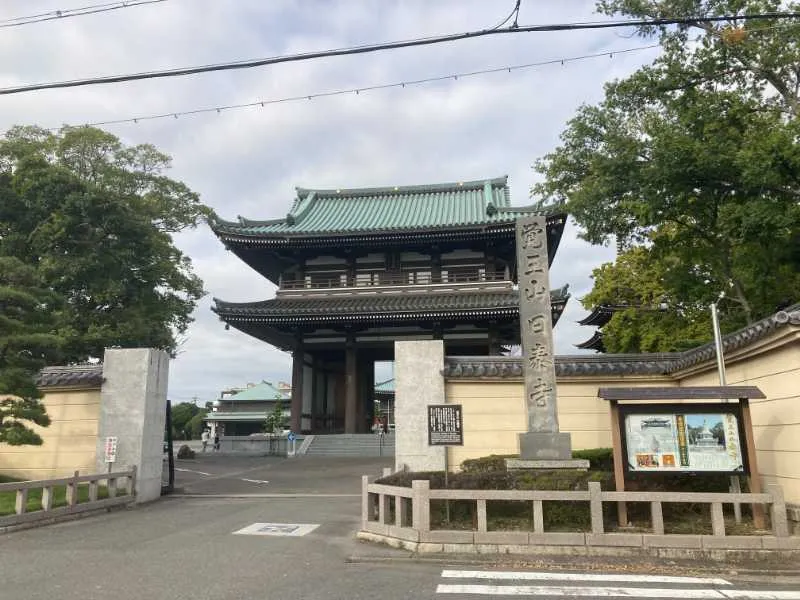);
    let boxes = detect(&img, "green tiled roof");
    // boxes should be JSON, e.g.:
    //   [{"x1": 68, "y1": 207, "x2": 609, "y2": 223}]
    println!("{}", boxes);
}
[
  {"x1": 212, "y1": 288, "x2": 569, "y2": 323},
  {"x1": 212, "y1": 176, "x2": 554, "y2": 237},
  {"x1": 374, "y1": 379, "x2": 395, "y2": 393},
  {"x1": 227, "y1": 382, "x2": 288, "y2": 401}
]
